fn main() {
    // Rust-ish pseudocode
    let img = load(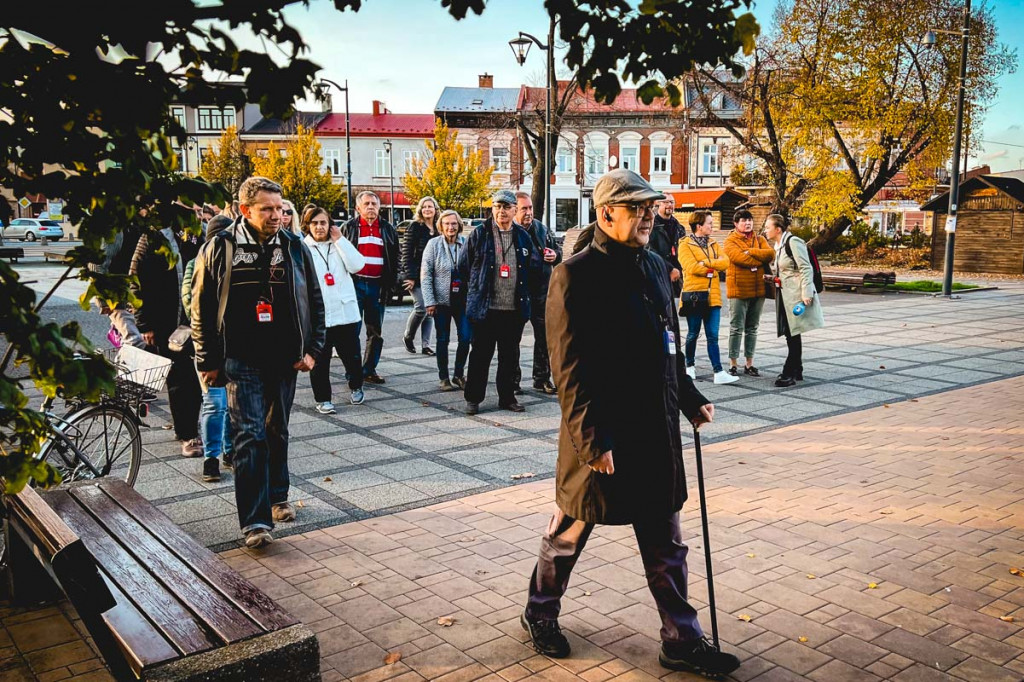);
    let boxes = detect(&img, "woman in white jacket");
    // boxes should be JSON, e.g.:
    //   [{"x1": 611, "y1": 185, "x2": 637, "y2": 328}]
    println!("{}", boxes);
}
[{"x1": 302, "y1": 206, "x2": 367, "y2": 412}]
